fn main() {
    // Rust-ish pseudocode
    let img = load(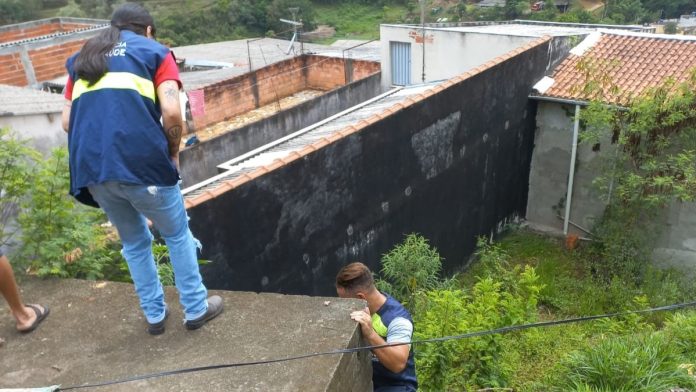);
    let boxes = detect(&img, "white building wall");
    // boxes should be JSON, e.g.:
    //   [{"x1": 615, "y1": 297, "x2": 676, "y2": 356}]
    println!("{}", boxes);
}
[
  {"x1": 380, "y1": 25, "x2": 535, "y2": 89},
  {"x1": 0, "y1": 112, "x2": 66, "y2": 153}
]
